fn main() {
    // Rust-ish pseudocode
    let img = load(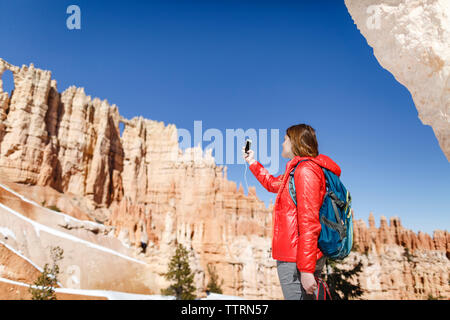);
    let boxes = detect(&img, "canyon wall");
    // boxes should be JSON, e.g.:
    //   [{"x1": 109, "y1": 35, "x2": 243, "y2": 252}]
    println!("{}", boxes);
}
[
  {"x1": 0, "y1": 58, "x2": 448, "y2": 299},
  {"x1": 345, "y1": 0, "x2": 450, "y2": 161},
  {"x1": 349, "y1": 213, "x2": 449, "y2": 299},
  {"x1": 0, "y1": 57, "x2": 278, "y2": 298}
]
